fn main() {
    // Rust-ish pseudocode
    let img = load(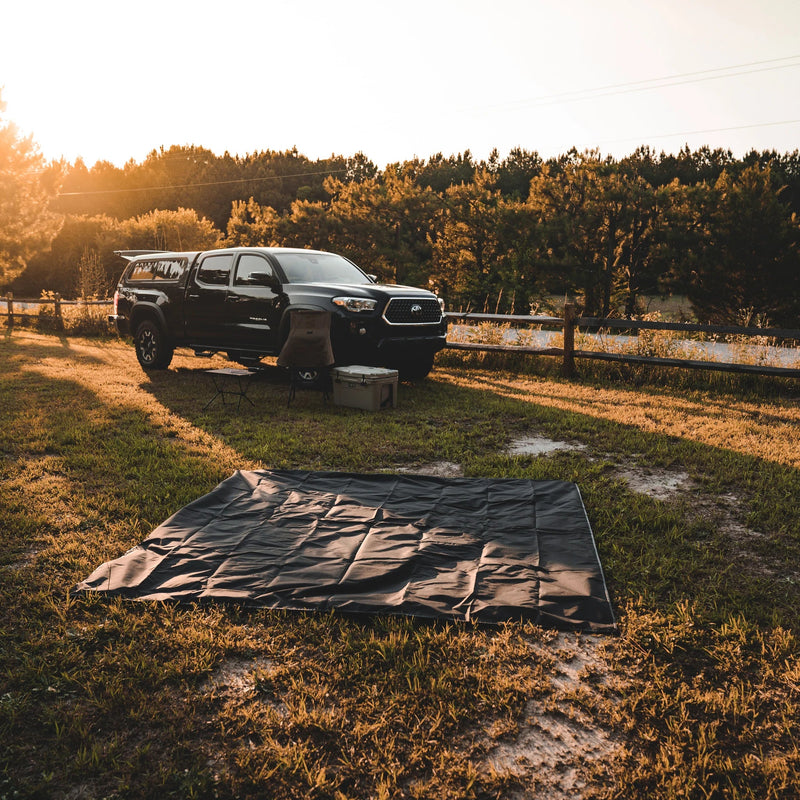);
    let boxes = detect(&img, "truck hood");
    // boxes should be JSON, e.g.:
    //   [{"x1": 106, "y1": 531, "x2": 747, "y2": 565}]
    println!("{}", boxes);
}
[{"x1": 300, "y1": 282, "x2": 436, "y2": 299}]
